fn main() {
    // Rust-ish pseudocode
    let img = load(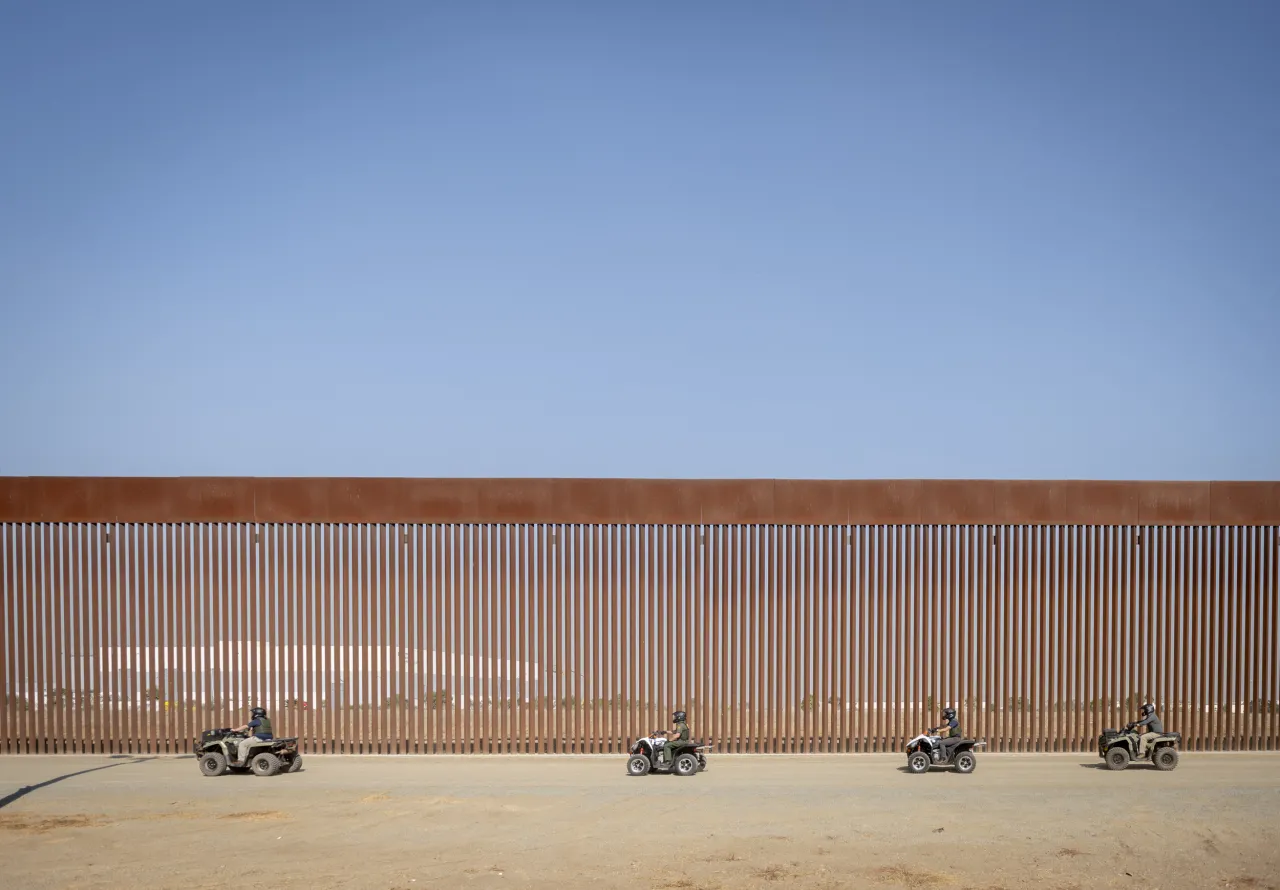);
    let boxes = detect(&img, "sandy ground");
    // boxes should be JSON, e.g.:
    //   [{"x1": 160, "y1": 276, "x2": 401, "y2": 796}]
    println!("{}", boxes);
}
[{"x1": 1, "y1": 751, "x2": 1278, "y2": 890}]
